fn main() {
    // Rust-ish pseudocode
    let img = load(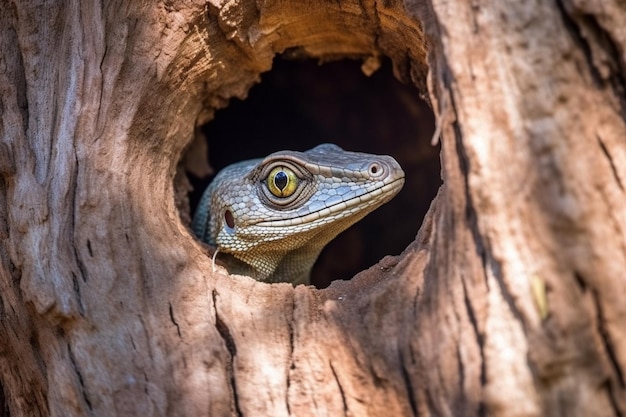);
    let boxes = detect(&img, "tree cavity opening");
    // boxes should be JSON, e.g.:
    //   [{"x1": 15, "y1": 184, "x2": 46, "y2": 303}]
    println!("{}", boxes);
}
[{"x1": 187, "y1": 57, "x2": 439, "y2": 288}]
